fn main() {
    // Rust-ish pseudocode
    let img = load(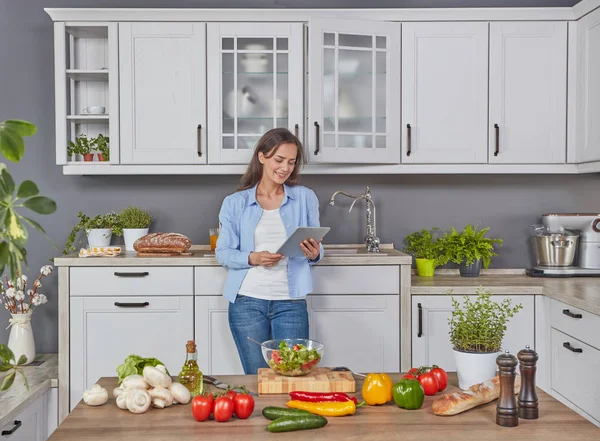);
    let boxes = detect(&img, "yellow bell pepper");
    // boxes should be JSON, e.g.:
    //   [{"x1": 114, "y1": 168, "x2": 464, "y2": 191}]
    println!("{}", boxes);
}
[
  {"x1": 286, "y1": 400, "x2": 359, "y2": 416},
  {"x1": 362, "y1": 373, "x2": 393, "y2": 405}
]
